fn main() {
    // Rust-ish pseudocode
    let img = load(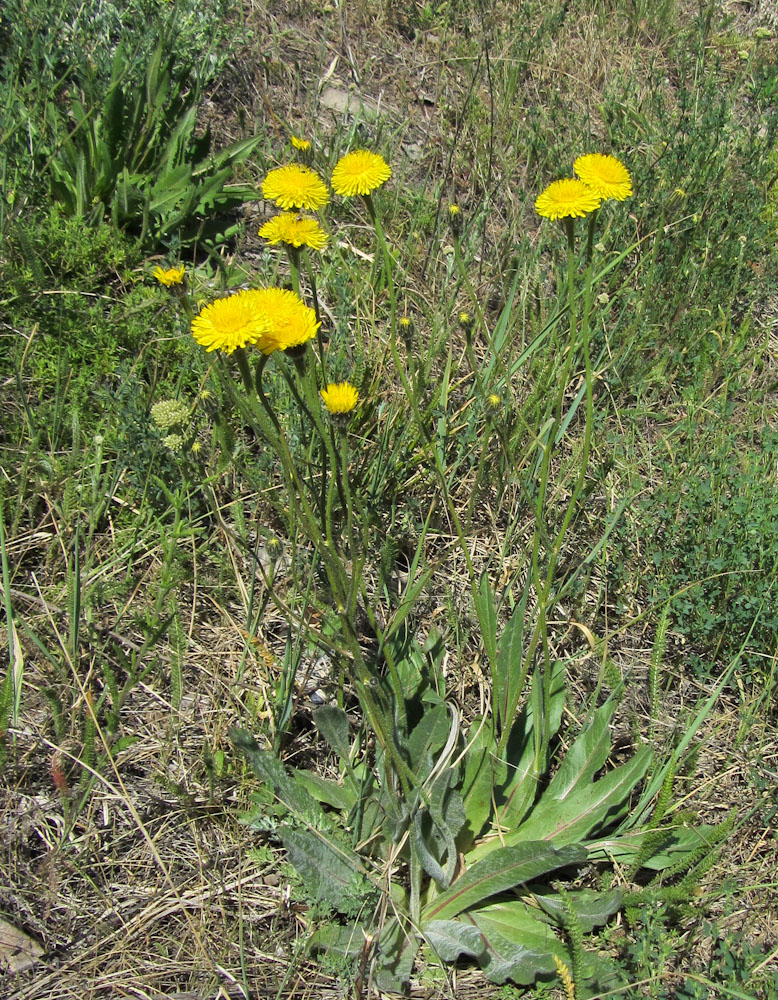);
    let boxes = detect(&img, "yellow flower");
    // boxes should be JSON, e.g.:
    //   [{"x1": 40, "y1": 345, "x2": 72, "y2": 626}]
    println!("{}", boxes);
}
[
  {"x1": 249, "y1": 288, "x2": 320, "y2": 355},
  {"x1": 535, "y1": 178, "x2": 602, "y2": 220},
  {"x1": 262, "y1": 164, "x2": 329, "y2": 210},
  {"x1": 191, "y1": 290, "x2": 271, "y2": 354},
  {"x1": 331, "y1": 150, "x2": 391, "y2": 197},
  {"x1": 320, "y1": 382, "x2": 359, "y2": 414},
  {"x1": 259, "y1": 212, "x2": 328, "y2": 251},
  {"x1": 153, "y1": 264, "x2": 185, "y2": 287},
  {"x1": 574, "y1": 153, "x2": 632, "y2": 201},
  {"x1": 291, "y1": 135, "x2": 311, "y2": 151}
]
